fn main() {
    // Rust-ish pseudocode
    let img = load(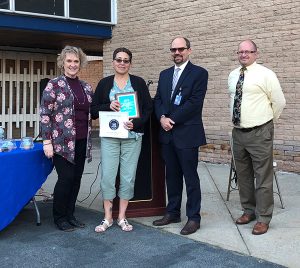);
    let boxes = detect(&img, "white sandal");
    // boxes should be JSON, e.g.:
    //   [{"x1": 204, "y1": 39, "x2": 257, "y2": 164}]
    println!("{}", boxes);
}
[
  {"x1": 117, "y1": 218, "x2": 133, "y2": 232},
  {"x1": 95, "y1": 219, "x2": 113, "y2": 233}
]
